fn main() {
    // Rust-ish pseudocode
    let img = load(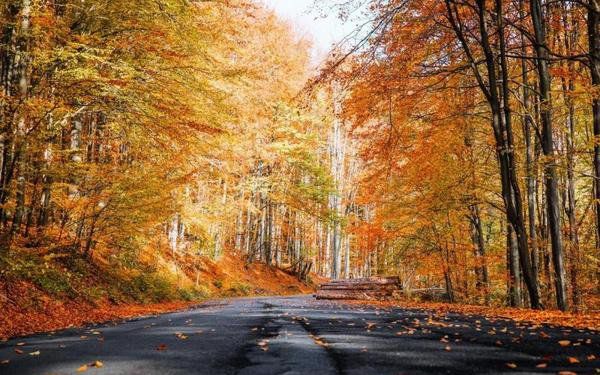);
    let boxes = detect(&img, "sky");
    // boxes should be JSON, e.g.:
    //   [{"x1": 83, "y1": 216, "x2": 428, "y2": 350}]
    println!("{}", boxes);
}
[{"x1": 261, "y1": 0, "x2": 356, "y2": 63}]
